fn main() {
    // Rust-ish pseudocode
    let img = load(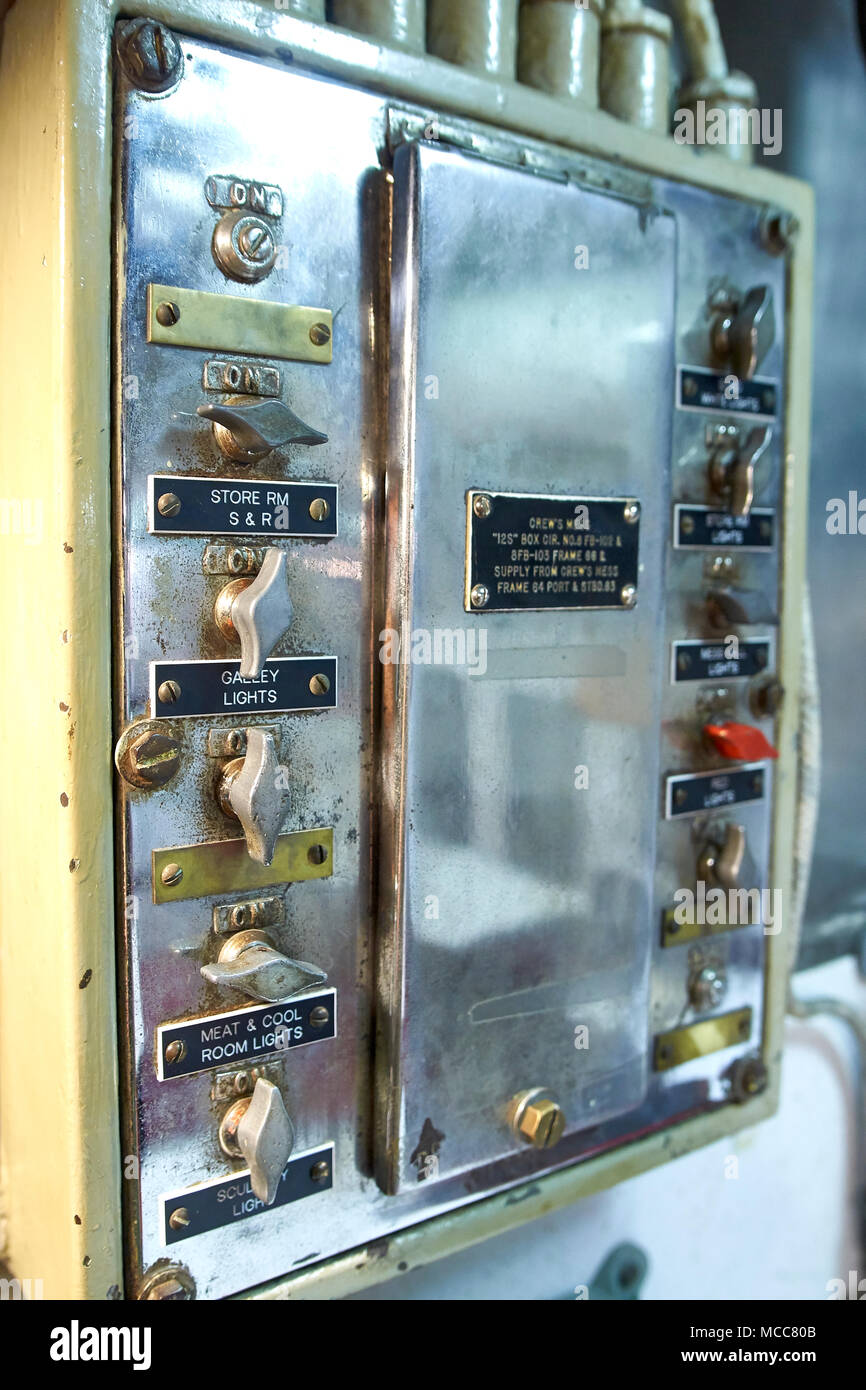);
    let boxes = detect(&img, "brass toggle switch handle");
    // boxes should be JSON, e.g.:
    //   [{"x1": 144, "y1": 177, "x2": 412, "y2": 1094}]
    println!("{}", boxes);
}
[
  {"x1": 201, "y1": 928, "x2": 327, "y2": 1003},
  {"x1": 214, "y1": 547, "x2": 293, "y2": 680},
  {"x1": 710, "y1": 284, "x2": 775, "y2": 381},
  {"x1": 709, "y1": 424, "x2": 773, "y2": 518},
  {"x1": 697, "y1": 823, "x2": 747, "y2": 892},
  {"x1": 197, "y1": 398, "x2": 327, "y2": 463},
  {"x1": 219, "y1": 1078, "x2": 295, "y2": 1206},
  {"x1": 706, "y1": 584, "x2": 778, "y2": 628},
  {"x1": 218, "y1": 728, "x2": 290, "y2": 866},
  {"x1": 729, "y1": 286, "x2": 775, "y2": 381}
]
